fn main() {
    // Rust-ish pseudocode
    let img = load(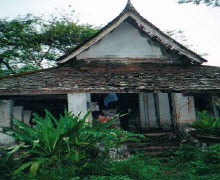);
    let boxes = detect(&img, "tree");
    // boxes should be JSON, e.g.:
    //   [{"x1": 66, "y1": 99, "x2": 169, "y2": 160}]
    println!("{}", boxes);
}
[
  {"x1": 178, "y1": 0, "x2": 220, "y2": 7},
  {"x1": 0, "y1": 13, "x2": 99, "y2": 76}
]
